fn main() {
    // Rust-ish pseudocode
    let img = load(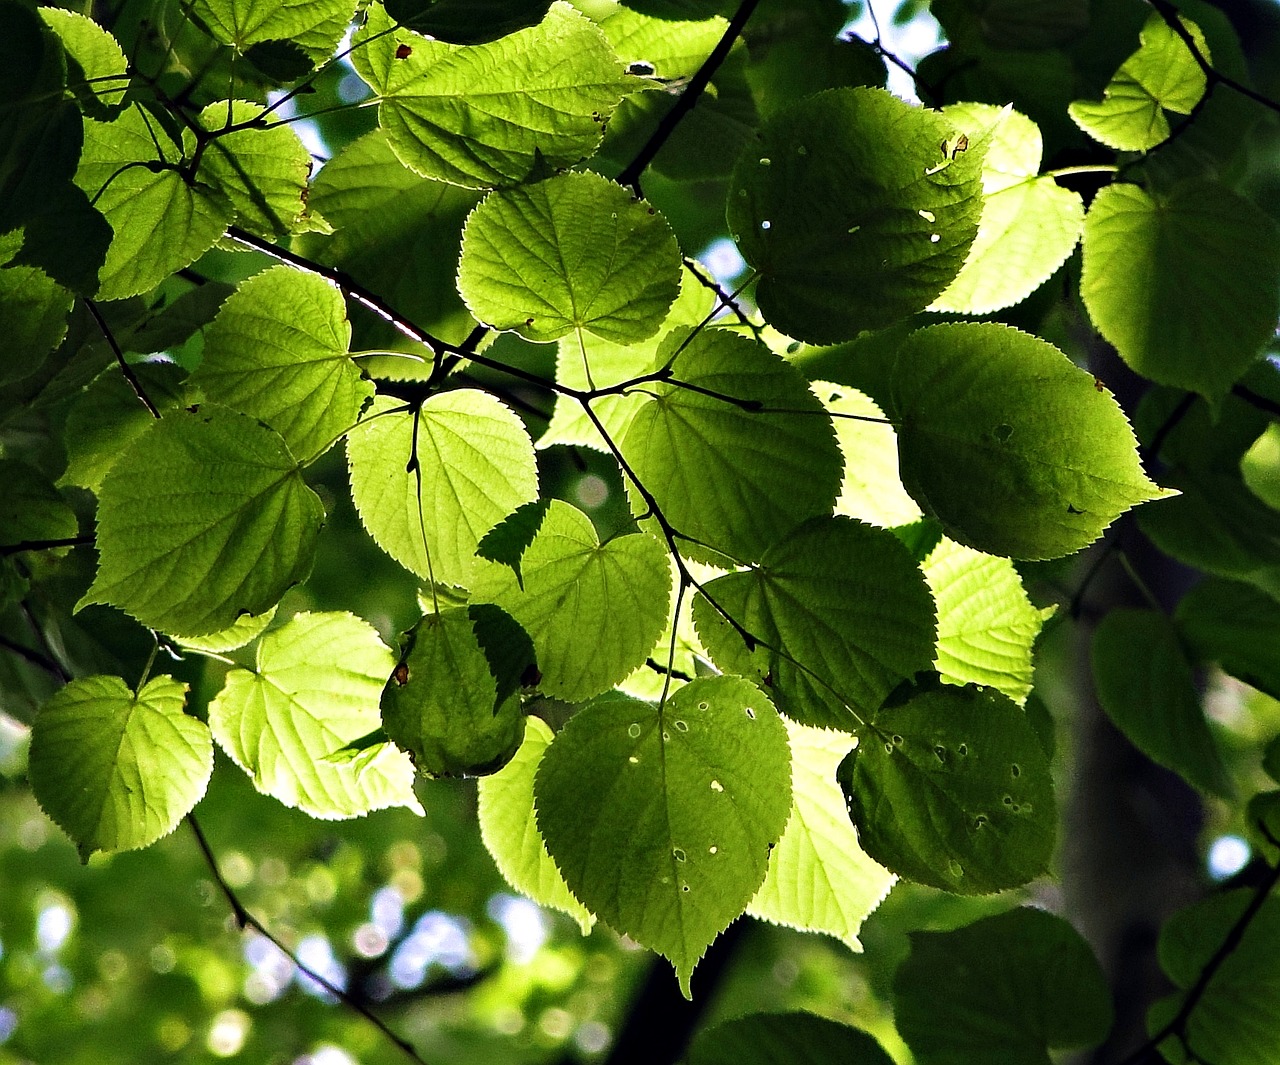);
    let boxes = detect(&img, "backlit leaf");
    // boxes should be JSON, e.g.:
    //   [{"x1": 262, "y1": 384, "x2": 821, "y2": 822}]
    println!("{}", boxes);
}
[
  {"x1": 535, "y1": 677, "x2": 792, "y2": 996},
  {"x1": 79, "y1": 407, "x2": 324, "y2": 636},
  {"x1": 839, "y1": 681, "x2": 1055, "y2": 894},
  {"x1": 458, "y1": 172, "x2": 680, "y2": 344},
  {"x1": 208, "y1": 611, "x2": 421, "y2": 818},
  {"x1": 190, "y1": 0, "x2": 357, "y2": 65},
  {"x1": 29, "y1": 675, "x2": 211, "y2": 859}
]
